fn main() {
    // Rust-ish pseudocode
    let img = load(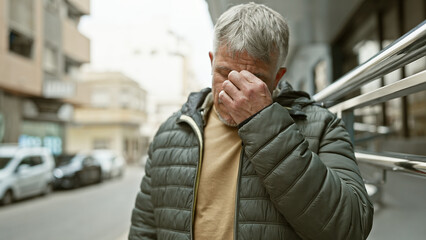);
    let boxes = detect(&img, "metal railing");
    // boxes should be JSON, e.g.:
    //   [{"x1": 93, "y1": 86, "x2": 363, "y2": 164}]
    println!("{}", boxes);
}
[
  {"x1": 313, "y1": 20, "x2": 426, "y2": 178},
  {"x1": 314, "y1": 20, "x2": 426, "y2": 105},
  {"x1": 355, "y1": 152, "x2": 426, "y2": 177}
]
